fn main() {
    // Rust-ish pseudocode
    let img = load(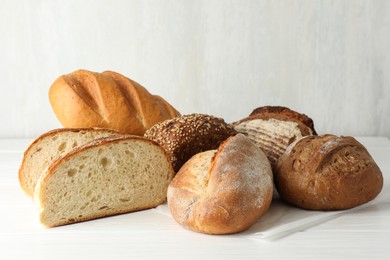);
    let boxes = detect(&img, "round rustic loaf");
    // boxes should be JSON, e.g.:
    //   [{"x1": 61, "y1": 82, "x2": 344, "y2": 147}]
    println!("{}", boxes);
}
[
  {"x1": 167, "y1": 134, "x2": 273, "y2": 234},
  {"x1": 144, "y1": 114, "x2": 236, "y2": 172},
  {"x1": 275, "y1": 134, "x2": 383, "y2": 210},
  {"x1": 232, "y1": 106, "x2": 317, "y2": 169}
]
